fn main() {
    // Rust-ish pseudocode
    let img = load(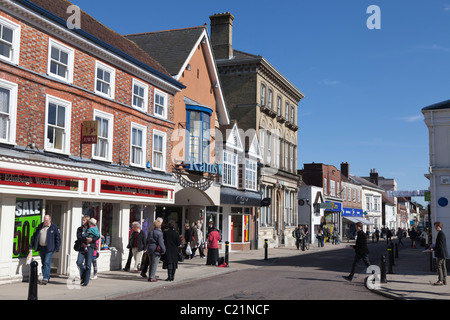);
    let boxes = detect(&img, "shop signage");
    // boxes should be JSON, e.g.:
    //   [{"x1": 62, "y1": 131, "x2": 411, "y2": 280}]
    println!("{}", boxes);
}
[
  {"x1": 81, "y1": 120, "x2": 99, "y2": 144},
  {"x1": 188, "y1": 159, "x2": 223, "y2": 176},
  {"x1": 0, "y1": 168, "x2": 80, "y2": 191},
  {"x1": 342, "y1": 207, "x2": 363, "y2": 217},
  {"x1": 100, "y1": 180, "x2": 173, "y2": 199},
  {"x1": 323, "y1": 201, "x2": 342, "y2": 212},
  {"x1": 13, "y1": 199, "x2": 42, "y2": 258}
]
